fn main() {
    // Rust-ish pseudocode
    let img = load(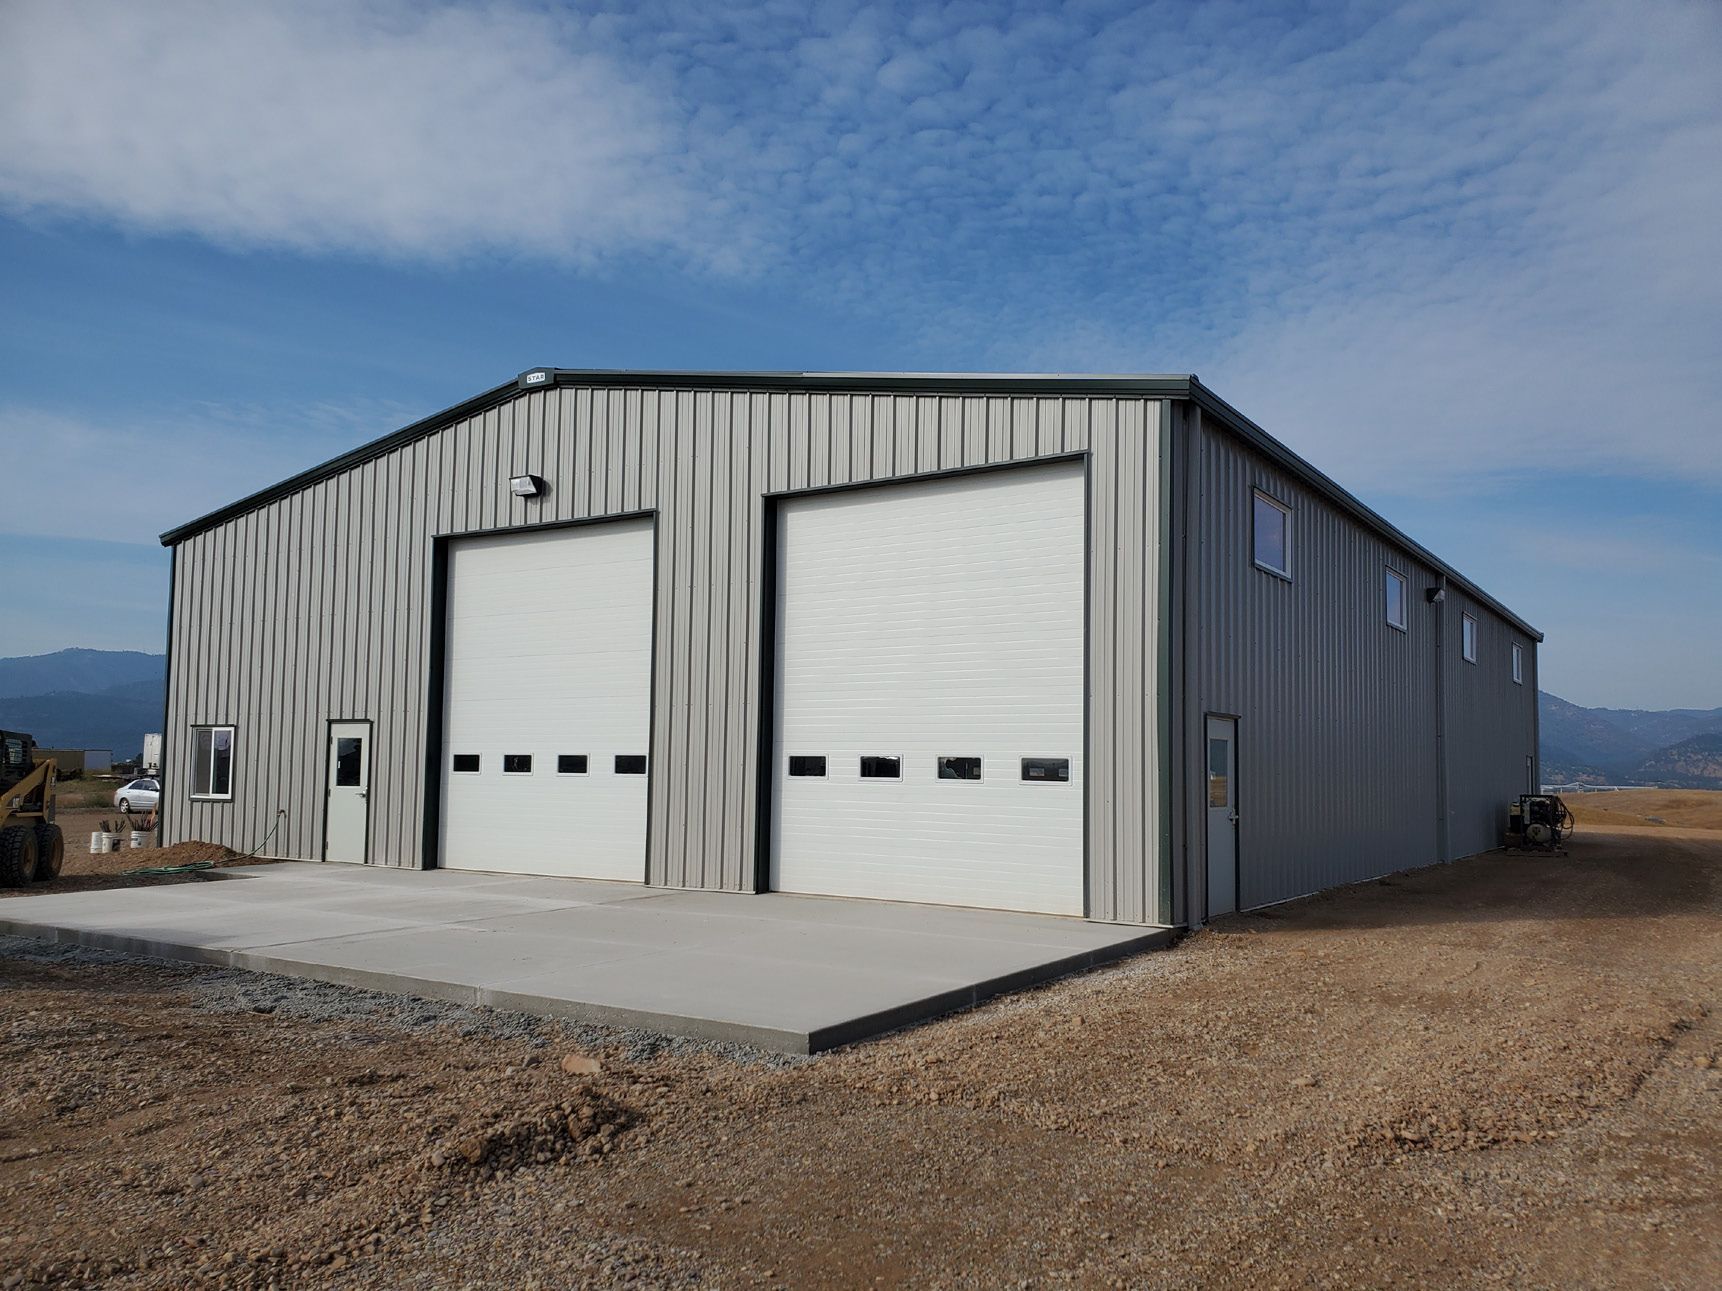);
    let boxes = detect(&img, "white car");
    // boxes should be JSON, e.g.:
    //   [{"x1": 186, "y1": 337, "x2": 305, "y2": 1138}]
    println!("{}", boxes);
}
[{"x1": 114, "y1": 778, "x2": 161, "y2": 813}]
